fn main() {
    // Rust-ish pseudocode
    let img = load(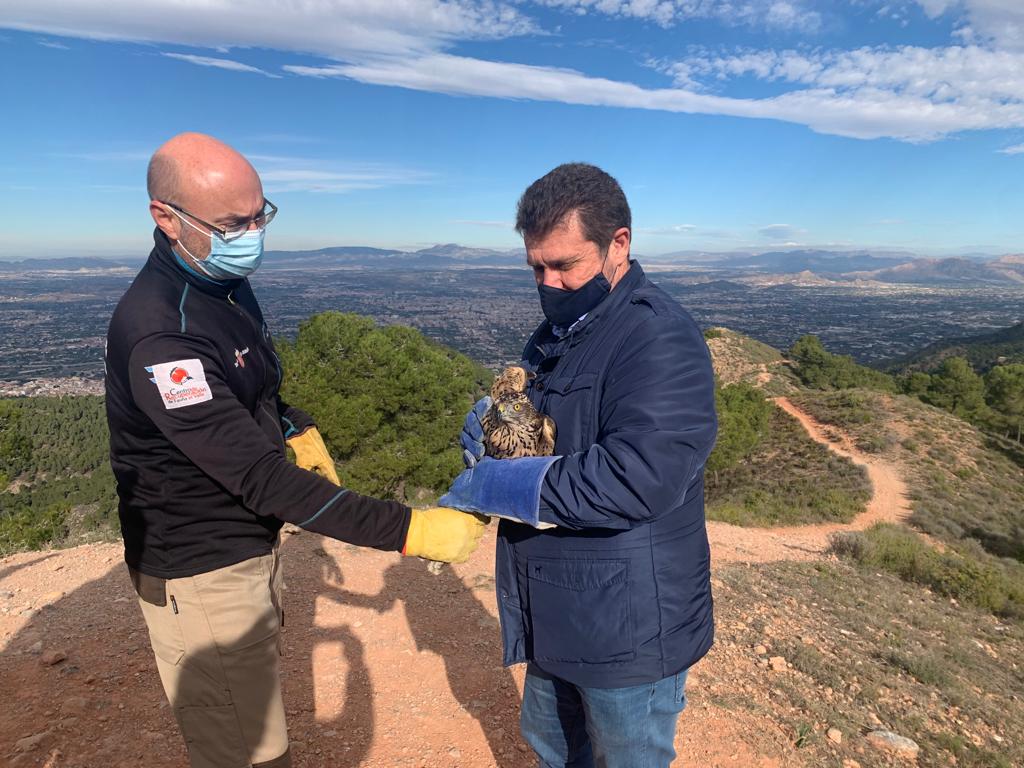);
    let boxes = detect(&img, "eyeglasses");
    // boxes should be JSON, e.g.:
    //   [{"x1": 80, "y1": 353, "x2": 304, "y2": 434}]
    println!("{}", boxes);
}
[{"x1": 161, "y1": 199, "x2": 277, "y2": 242}]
